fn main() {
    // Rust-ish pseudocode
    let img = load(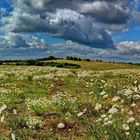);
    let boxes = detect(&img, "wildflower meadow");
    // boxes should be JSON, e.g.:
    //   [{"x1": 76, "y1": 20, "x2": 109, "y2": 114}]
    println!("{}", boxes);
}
[{"x1": 0, "y1": 60, "x2": 140, "y2": 140}]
